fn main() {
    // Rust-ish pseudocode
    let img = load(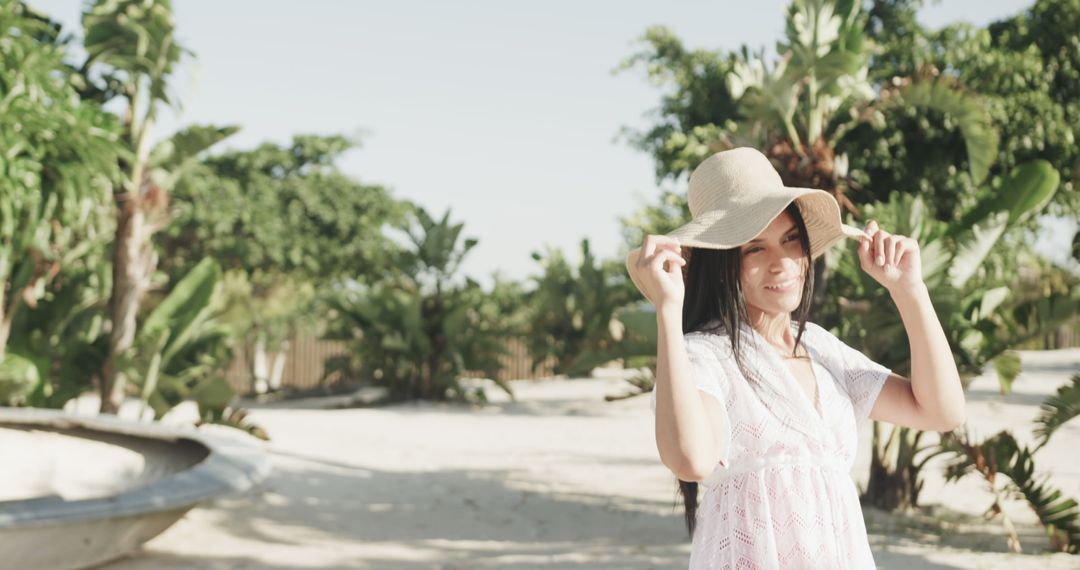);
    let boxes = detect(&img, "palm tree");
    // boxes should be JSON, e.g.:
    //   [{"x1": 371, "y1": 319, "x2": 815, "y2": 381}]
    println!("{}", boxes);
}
[{"x1": 78, "y1": 0, "x2": 235, "y2": 412}]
